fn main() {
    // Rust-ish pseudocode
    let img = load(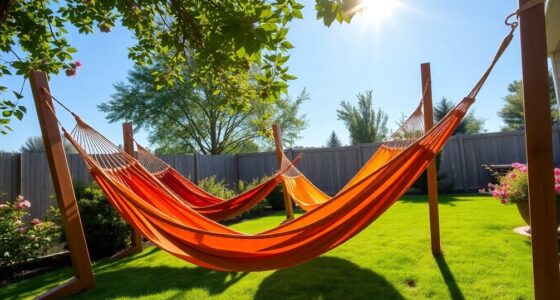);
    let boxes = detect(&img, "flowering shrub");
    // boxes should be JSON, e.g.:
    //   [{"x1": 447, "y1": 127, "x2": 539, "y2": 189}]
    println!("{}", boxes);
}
[
  {"x1": 485, "y1": 163, "x2": 560, "y2": 205},
  {"x1": 0, "y1": 196, "x2": 61, "y2": 267}
]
